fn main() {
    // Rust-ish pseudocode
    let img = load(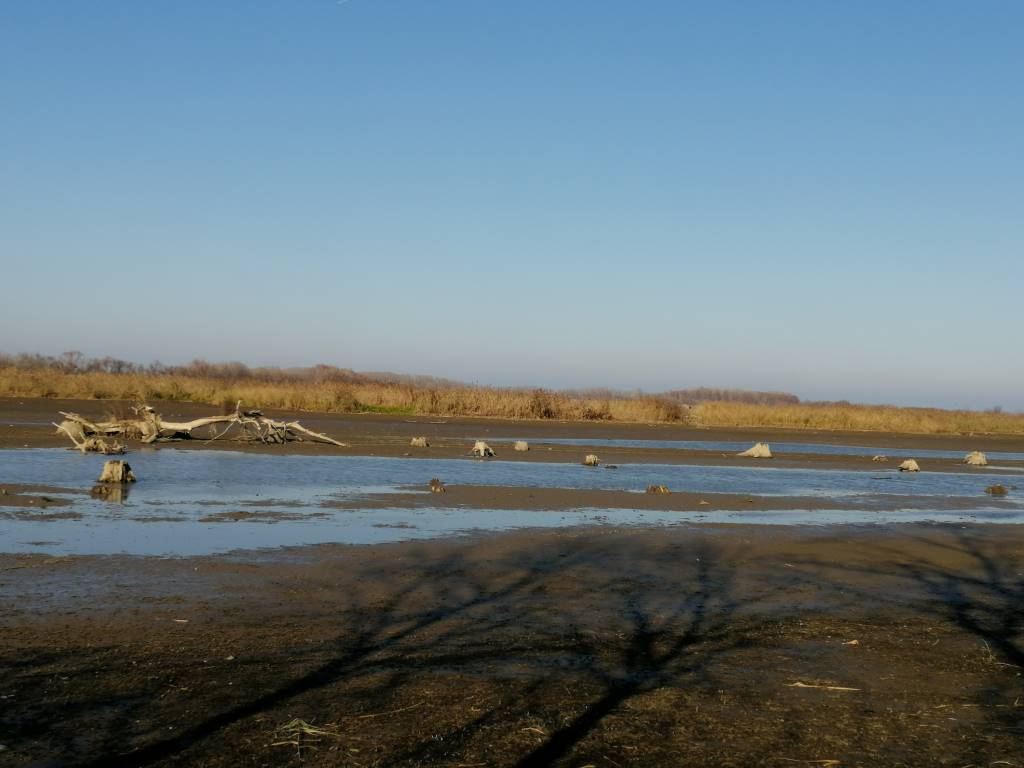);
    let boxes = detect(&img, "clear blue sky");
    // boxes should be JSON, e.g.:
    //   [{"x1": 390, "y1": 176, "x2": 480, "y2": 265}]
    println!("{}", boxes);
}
[{"x1": 2, "y1": 1, "x2": 1021, "y2": 409}]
